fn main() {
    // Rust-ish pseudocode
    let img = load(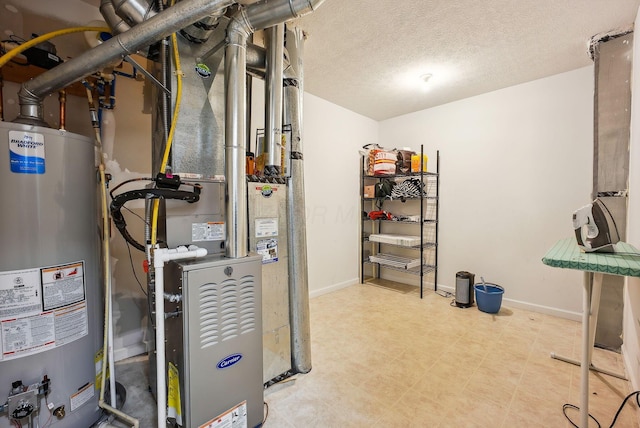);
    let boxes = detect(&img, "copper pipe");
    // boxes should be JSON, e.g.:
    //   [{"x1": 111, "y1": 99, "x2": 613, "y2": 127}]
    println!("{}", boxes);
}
[{"x1": 58, "y1": 90, "x2": 66, "y2": 130}]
